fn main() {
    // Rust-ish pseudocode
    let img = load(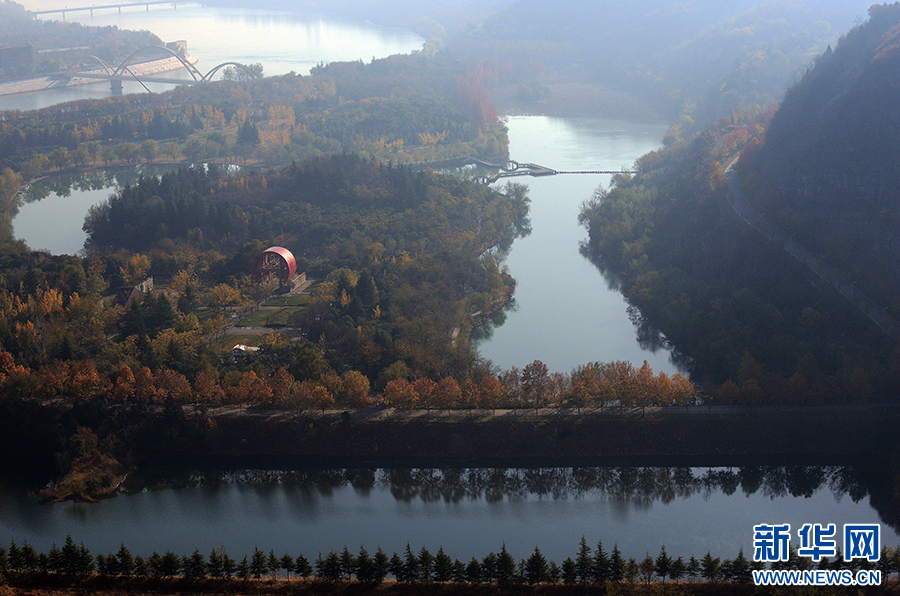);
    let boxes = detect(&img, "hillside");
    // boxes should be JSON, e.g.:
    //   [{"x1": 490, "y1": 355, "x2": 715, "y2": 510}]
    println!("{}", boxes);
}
[
  {"x1": 445, "y1": 0, "x2": 866, "y2": 125},
  {"x1": 738, "y1": 3, "x2": 900, "y2": 311}
]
